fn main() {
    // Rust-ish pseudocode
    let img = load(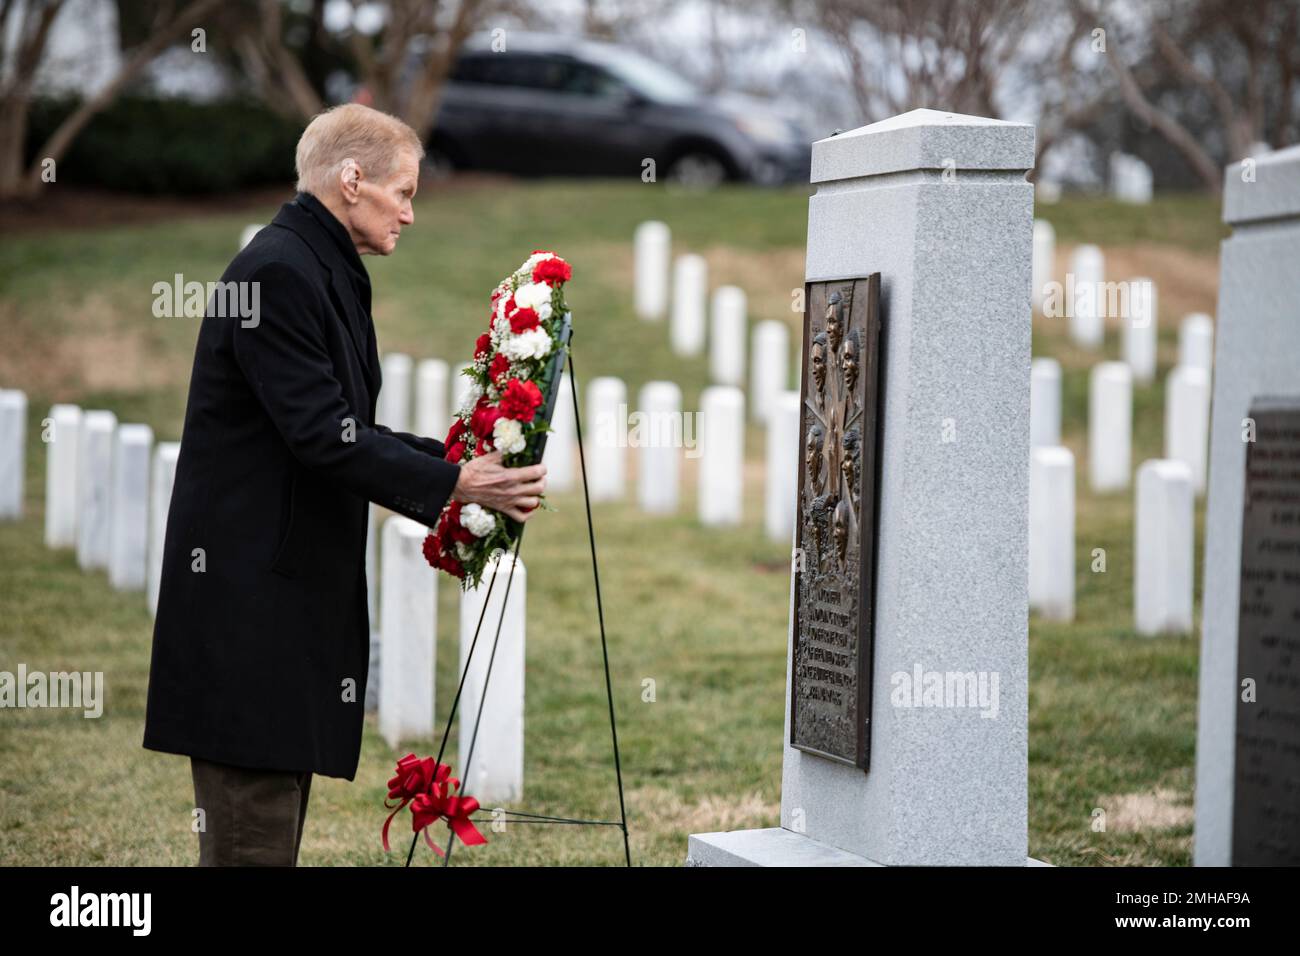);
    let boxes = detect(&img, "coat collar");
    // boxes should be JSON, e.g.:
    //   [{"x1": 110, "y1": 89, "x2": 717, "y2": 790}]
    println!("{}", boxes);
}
[{"x1": 270, "y1": 193, "x2": 380, "y2": 397}]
